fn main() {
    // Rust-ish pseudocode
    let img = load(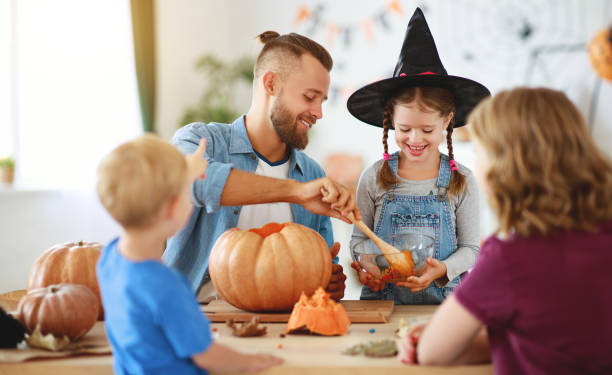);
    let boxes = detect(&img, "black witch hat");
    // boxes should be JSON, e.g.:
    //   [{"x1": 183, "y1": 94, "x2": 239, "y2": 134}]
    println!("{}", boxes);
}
[{"x1": 347, "y1": 8, "x2": 490, "y2": 128}]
